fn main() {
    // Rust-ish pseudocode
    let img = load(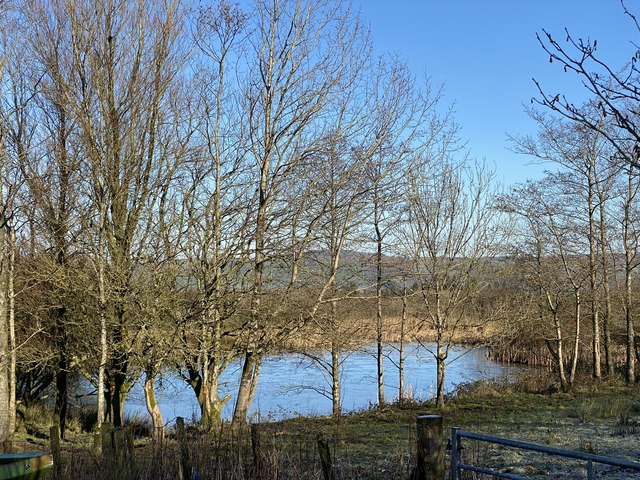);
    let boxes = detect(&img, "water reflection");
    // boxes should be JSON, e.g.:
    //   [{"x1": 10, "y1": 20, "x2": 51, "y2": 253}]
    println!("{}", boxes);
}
[{"x1": 124, "y1": 343, "x2": 520, "y2": 423}]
